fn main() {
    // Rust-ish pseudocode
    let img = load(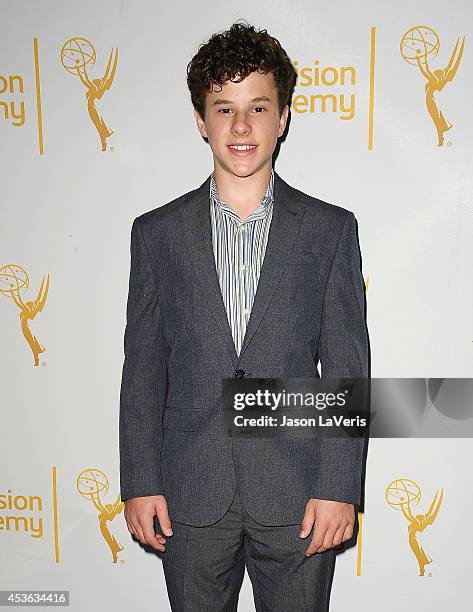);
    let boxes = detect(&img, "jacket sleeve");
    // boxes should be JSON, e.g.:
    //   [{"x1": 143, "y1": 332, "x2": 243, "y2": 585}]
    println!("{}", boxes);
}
[
  {"x1": 119, "y1": 217, "x2": 168, "y2": 501},
  {"x1": 312, "y1": 211, "x2": 369, "y2": 506}
]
